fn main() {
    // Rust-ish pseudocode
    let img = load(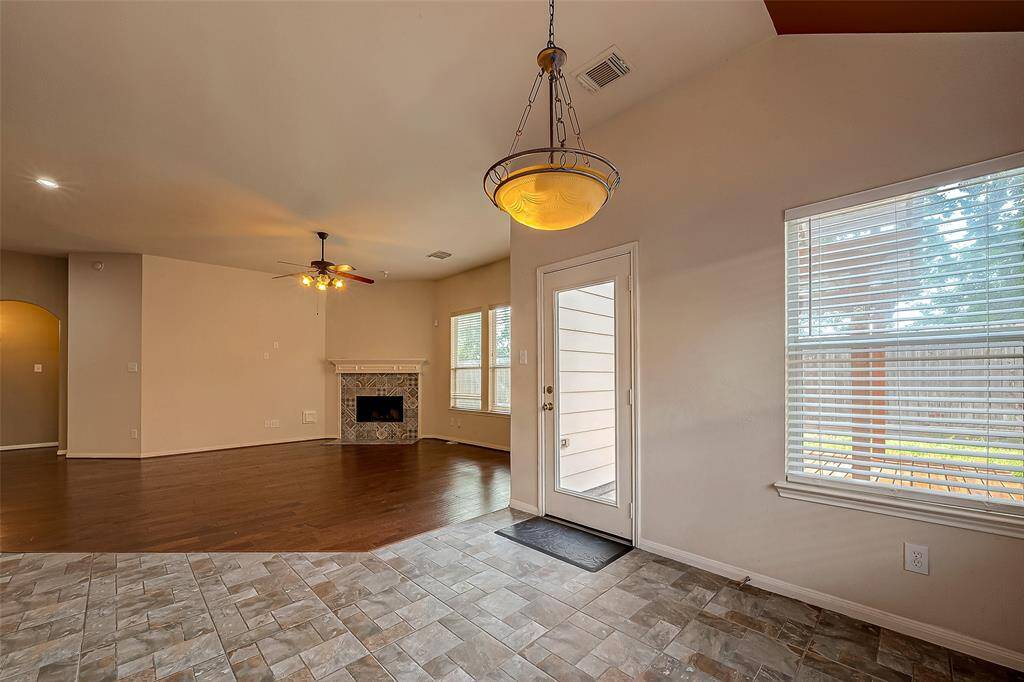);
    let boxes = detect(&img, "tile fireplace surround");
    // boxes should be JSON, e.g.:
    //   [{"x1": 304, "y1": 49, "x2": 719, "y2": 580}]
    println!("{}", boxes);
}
[{"x1": 331, "y1": 359, "x2": 426, "y2": 445}]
